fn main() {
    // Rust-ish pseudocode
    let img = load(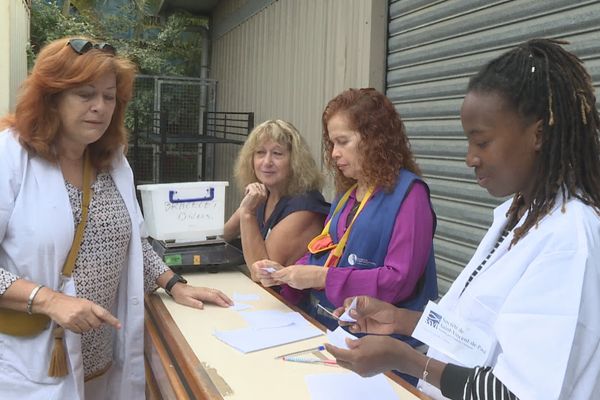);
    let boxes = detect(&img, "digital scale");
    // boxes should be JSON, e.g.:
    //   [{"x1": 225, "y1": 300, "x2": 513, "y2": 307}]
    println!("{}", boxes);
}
[
  {"x1": 150, "y1": 238, "x2": 245, "y2": 273},
  {"x1": 137, "y1": 181, "x2": 244, "y2": 273}
]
